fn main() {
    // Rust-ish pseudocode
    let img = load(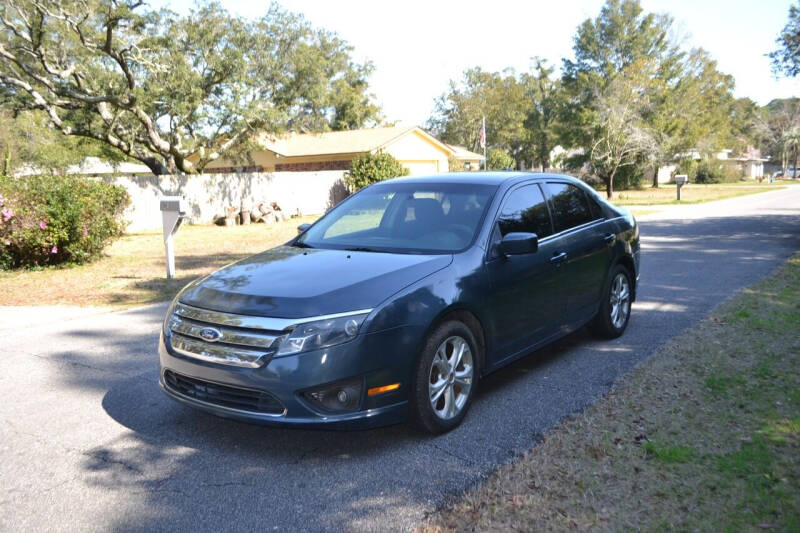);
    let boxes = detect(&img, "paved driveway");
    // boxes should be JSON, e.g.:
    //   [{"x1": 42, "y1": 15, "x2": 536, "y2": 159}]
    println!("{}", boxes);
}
[{"x1": 2, "y1": 187, "x2": 799, "y2": 532}]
